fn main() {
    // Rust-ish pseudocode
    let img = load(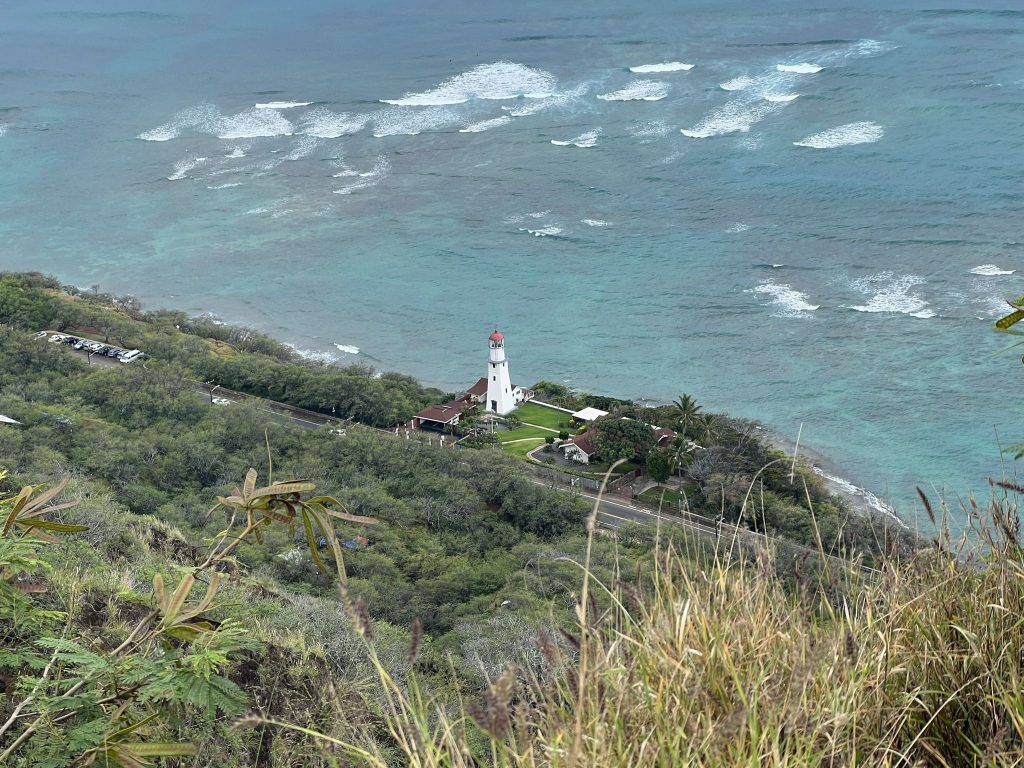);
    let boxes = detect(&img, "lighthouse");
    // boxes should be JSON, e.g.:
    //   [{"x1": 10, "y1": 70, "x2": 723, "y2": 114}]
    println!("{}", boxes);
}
[{"x1": 486, "y1": 329, "x2": 517, "y2": 415}]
